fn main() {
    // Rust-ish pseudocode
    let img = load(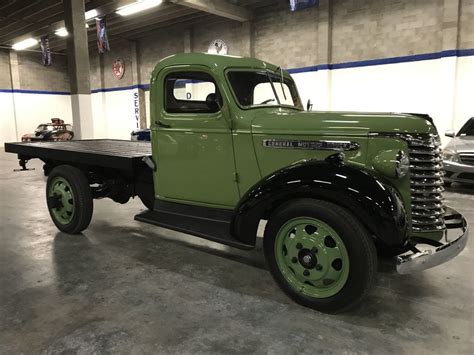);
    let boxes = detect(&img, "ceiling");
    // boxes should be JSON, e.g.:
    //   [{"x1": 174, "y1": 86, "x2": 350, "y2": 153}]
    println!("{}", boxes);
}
[{"x1": 0, "y1": 0, "x2": 277, "y2": 53}]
